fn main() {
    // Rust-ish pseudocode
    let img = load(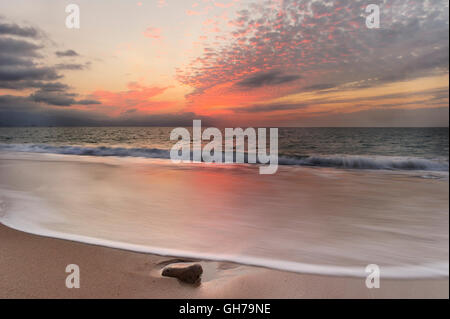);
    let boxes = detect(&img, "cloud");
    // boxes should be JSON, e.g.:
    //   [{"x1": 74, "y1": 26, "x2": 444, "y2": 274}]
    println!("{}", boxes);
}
[
  {"x1": 0, "y1": 23, "x2": 89, "y2": 90},
  {"x1": 0, "y1": 95, "x2": 211, "y2": 126},
  {"x1": 0, "y1": 95, "x2": 107, "y2": 126},
  {"x1": 90, "y1": 82, "x2": 174, "y2": 115},
  {"x1": 0, "y1": 95, "x2": 39, "y2": 112},
  {"x1": 1, "y1": 89, "x2": 447, "y2": 127},
  {"x1": 236, "y1": 70, "x2": 301, "y2": 88},
  {"x1": 157, "y1": 0, "x2": 167, "y2": 8},
  {"x1": 0, "y1": 65, "x2": 60, "y2": 82},
  {"x1": 29, "y1": 90, "x2": 78, "y2": 106},
  {"x1": 1, "y1": 3, "x2": 448, "y2": 127},
  {"x1": 186, "y1": 9, "x2": 209, "y2": 16},
  {"x1": 229, "y1": 86, "x2": 450, "y2": 115},
  {"x1": 177, "y1": 0, "x2": 449, "y2": 114},
  {"x1": 0, "y1": 22, "x2": 39, "y2": 38},
  {"x1": 0, "y1": 37, "x2": 42, "y2": 57},
  {"x1": 143, "y1": 27, "x2": 162, "y2": 39},
  {"x1": 0, "y1": 80, "x2": 69, "y2": 91},
  {"x1": 0, "y1": 19, "x2": 183, "y2": 122},
  {"x1": 77, "y1": 99, "x2": 102, "y2": 105},
  {"x1": 302, "y1": 83, "x2": 337, "y2": 92},
  {"x1": 214, "y1": 2, "x2": 236, "y2": 9},
  {"x1": 29, "y1": 88, "x2": 101, "y2": 107},
  {"x1": 283, "y1": 107, "x2": 449, "y2": 127},
  {"x1": 0, "y1": 19, "x2": 99, "y2": 110},
  {"x1": 0, "y1": 27, "x2": 61, "y2": 89},
  {"x1": 55, "y1": 63, "x2": 87, "y2": 70},
  {"x1": 55, "y1": 49, "x2": 79, "y2": 57},
  {"x1": 232, "y1": 102, "x2": 308, "y2": 113},
  {"x1": 92, "y1": 82, "x2": 169, "y2": 104}
]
